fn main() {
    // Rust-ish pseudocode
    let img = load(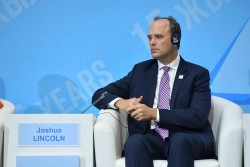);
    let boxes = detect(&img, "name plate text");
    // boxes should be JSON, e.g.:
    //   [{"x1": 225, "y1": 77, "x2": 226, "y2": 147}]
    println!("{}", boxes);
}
[{"x1": 18, "y1": 123, "x2": 79, "y2": 146}]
